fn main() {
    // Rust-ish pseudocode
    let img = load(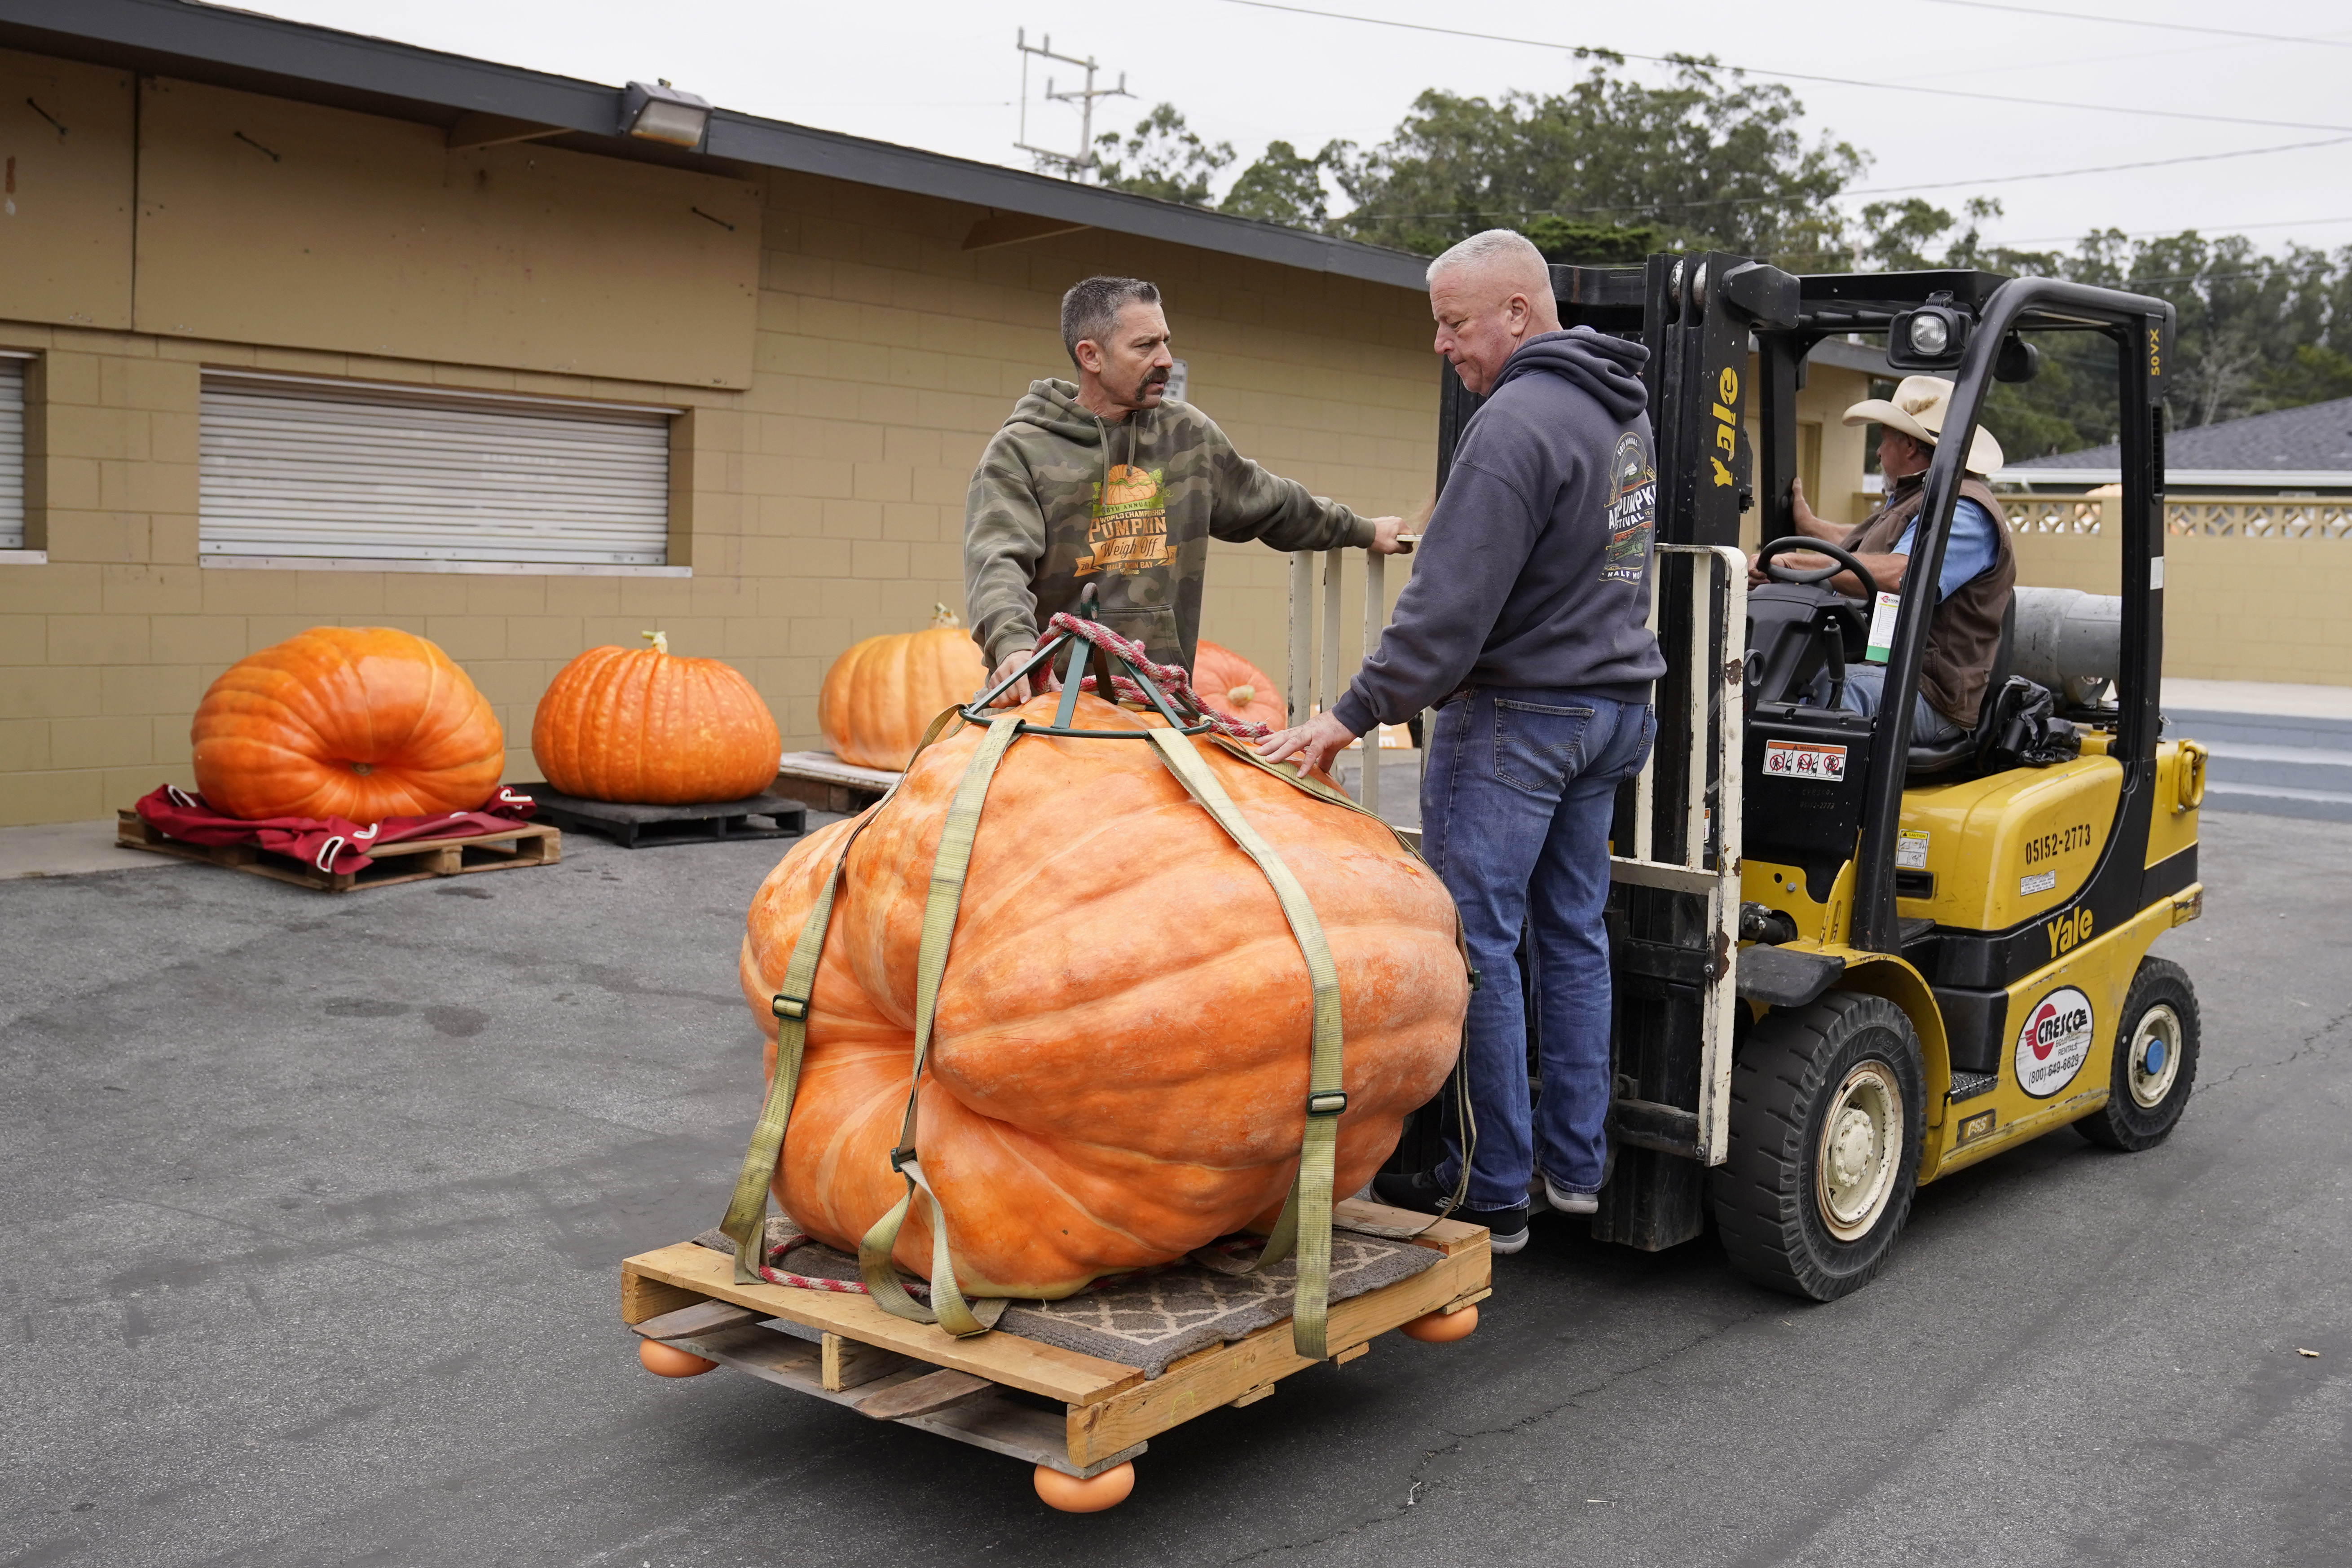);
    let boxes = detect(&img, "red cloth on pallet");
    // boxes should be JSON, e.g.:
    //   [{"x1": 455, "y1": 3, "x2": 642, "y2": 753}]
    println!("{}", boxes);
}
[{"x1": 133, "y1": 784, "x2": 537, "y2": 876}]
